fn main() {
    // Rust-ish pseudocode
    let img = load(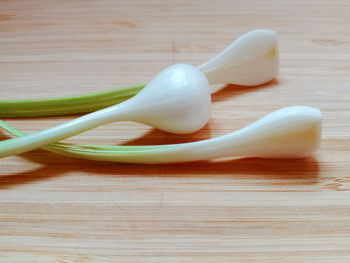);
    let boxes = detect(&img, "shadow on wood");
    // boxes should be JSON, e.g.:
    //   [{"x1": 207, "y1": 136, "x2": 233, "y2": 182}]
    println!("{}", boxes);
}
[
  {"x1": 0, "y1": 147, "x2": 319, "y2": 189},
  {"x1": 211, "y1": 79, "x2": 278, "y2": 102}
]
